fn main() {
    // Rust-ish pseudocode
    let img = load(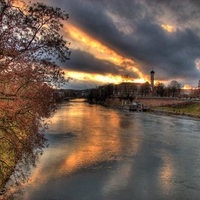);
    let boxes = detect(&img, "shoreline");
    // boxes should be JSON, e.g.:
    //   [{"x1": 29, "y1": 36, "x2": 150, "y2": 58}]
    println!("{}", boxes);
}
[
  {"x1": 90, "y1": 99, "x2": 200, "y2": 120},
  {"x1": 147, "y1": 108, "x2": 200, "y2": 119}
]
